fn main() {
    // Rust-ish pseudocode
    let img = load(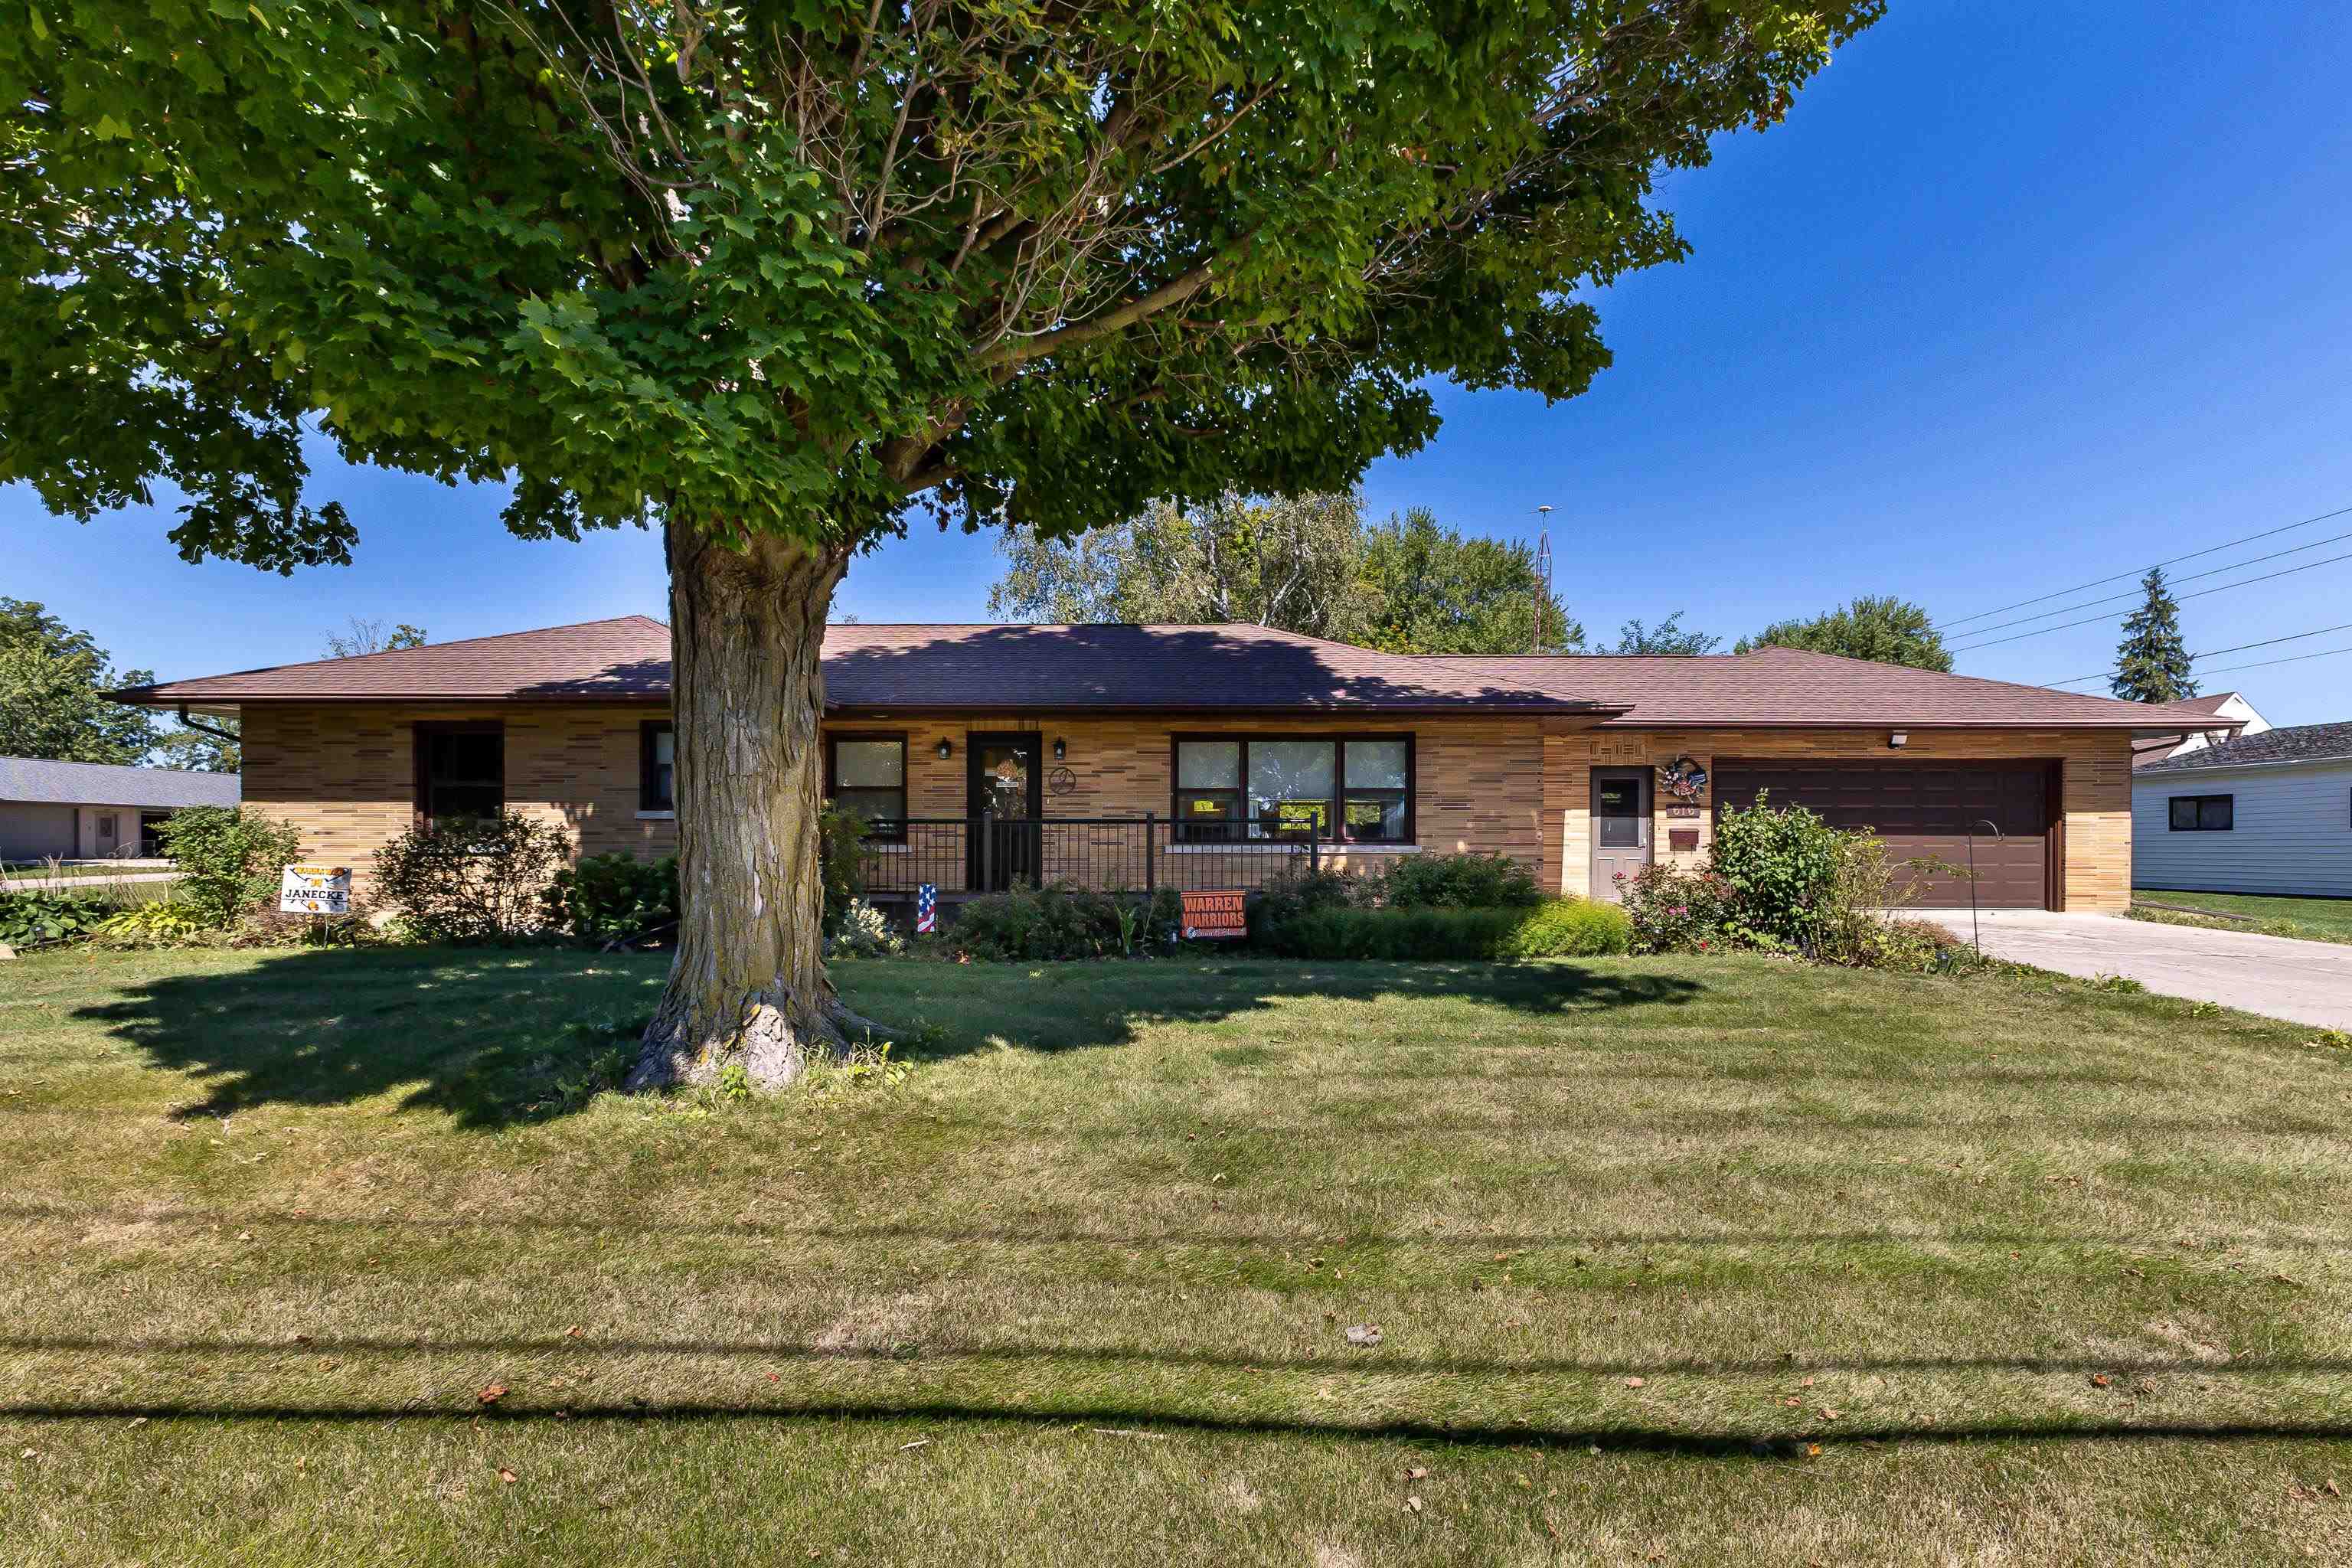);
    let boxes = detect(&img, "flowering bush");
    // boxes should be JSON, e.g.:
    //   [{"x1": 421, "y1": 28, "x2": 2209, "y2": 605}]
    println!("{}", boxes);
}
[
  {"x1": 1615, "y1": 861, "x2": 1732, "y2": 954},
  {"x1": 825, "y1": 897, "x2": 905, "y2": 959}
]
